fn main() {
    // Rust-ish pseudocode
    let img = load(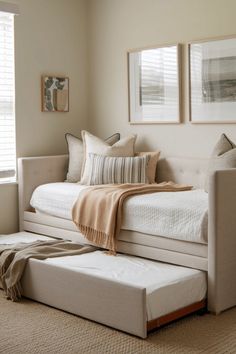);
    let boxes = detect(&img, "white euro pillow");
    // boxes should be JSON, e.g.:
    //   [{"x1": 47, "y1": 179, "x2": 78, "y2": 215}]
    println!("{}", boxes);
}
[
  {"x1": 65, "y1": 132, "x2": 120, "y2": 182},
  {"x1": 80, "y1": 130, "x2": 137, "y2": 185}
]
